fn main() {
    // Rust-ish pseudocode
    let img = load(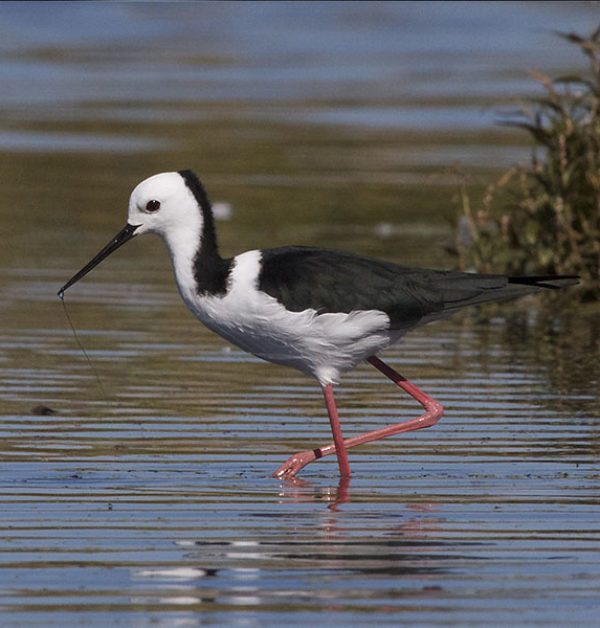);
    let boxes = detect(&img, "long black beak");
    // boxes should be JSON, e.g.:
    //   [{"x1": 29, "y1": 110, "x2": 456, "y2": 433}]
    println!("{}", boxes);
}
[{"x1": 58, "y1": 223, "x2": 140, "y2": 298}]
